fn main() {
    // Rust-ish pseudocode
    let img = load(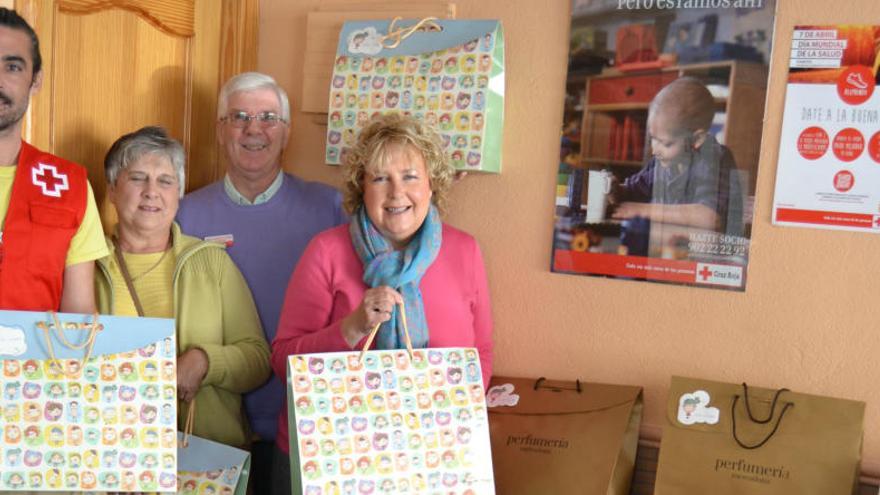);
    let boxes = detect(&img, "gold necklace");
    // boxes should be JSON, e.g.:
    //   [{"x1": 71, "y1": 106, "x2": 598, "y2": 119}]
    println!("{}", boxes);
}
[{"x1": 126, "y1": 249, "x2": 170, "y2": 282}]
